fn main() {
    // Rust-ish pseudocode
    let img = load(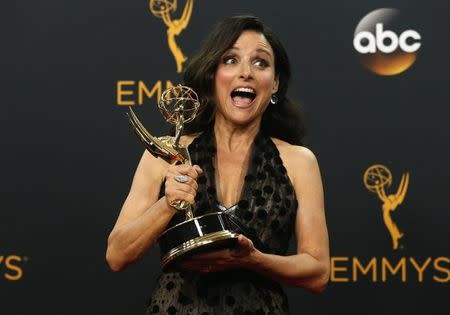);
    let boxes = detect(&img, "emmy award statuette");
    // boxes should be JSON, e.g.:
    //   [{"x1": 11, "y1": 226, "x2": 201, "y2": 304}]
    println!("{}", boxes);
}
[{"x1": 126, "y1": 85, "x2": 239, "y2": 270}]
